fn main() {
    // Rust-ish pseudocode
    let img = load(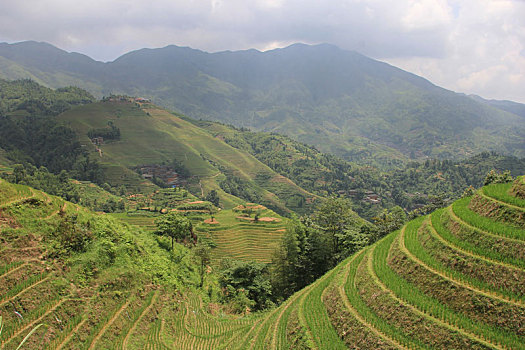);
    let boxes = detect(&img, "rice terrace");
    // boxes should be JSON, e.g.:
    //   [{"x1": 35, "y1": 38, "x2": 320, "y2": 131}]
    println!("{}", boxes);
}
[
  {"x1": 1, "y1": 7, "x2": 525, "y2": 348},
  {"x1": 1, "y1": 171, "x2": 524, "y2": 348}
]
